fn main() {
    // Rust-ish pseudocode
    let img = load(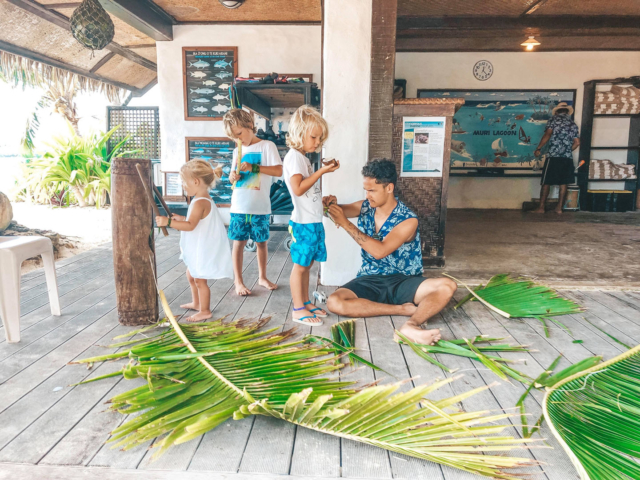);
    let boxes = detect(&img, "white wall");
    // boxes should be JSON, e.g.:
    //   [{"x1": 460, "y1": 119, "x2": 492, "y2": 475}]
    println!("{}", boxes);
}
[
  {"x1": 321, "y1": 0, "x2": 373, "y2": 286},
  {"x1": 156, "y1": 24, "x2": 321, "y2": 174},
  {"x1": 396, "y1": 51, "x2": 640, "y2": 208}
]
